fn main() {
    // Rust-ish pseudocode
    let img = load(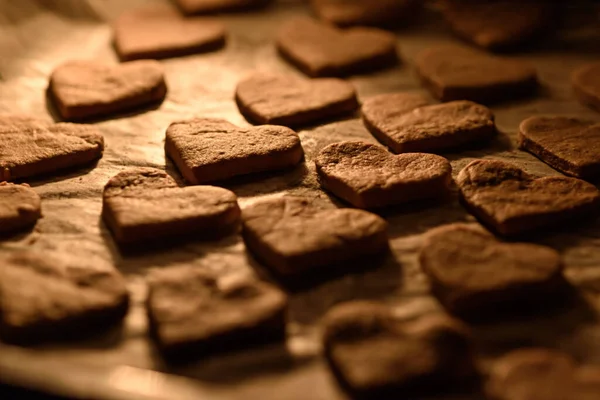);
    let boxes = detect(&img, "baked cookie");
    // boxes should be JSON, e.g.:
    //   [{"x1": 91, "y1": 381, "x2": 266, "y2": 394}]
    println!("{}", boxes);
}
[
  {"x1": 487, "y1": 348, "x2": 600, "y2": 400},
  {"x1": 322, "y1": 301, "x2": 476, "y2": 398},
  {"x1": 0, "y1": 115, "x2": 104, "y2": 181},
  {"x1": 457, "y1": 160, "x2": 600, "y2": 236},
  {"x1": 0, "y1": 182, "x2": 41, "y2": 235},
  {"x1": 49, "y1": 60, "x2": 167, "y2": 121},
  {"x1": 276, "y1": 17, "x2": 398, "y2": 77},
  {"x1": 519, "y1": 116, "x2": 600, "y2": 180},
  {"x1": 362, "y1": 93, "x2": 496, "y2": 153},
  {"x1": 415, "y1": 45, "x2": 537, "y2": 103},
  {"x1": 173, "y1": 0, "x2": 271, "y2": 14},
  {"x1": 241, "y1": 197, "x2": 388, "y2": 277},
  {"x1": 310, "y1": 0, "x2": 417, "y2": 27},
  {"x1": 315, "y1": 141, "x2": 452, "y2": 208},
  {"x1": 572, "y1": 62, "x2": 600, "y2": 112},
  {"x1": 102, "y1": 168, "x2": 240, "y2": 246},
  {"x1": 419, "y1": 223, "x2": 565, "y2": 320},
  {"x1": 113, "y1": 4, "x2": 226, "y2": 61},
  {"x1": 147, "y1": 267, "x2": 287, "y2": 360},
  {"x1": 165, "y1": 118, "x2": 304, "y2": 184},
  {"x1": 0, "y1": 251, "x2": 129, "y2": 344},
  {"x1": 235, "y1": 72, "x2": 358, "y2": 127},
  {"x1": 439, "y1": 0, "x2": 555, "y2": 51}
]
